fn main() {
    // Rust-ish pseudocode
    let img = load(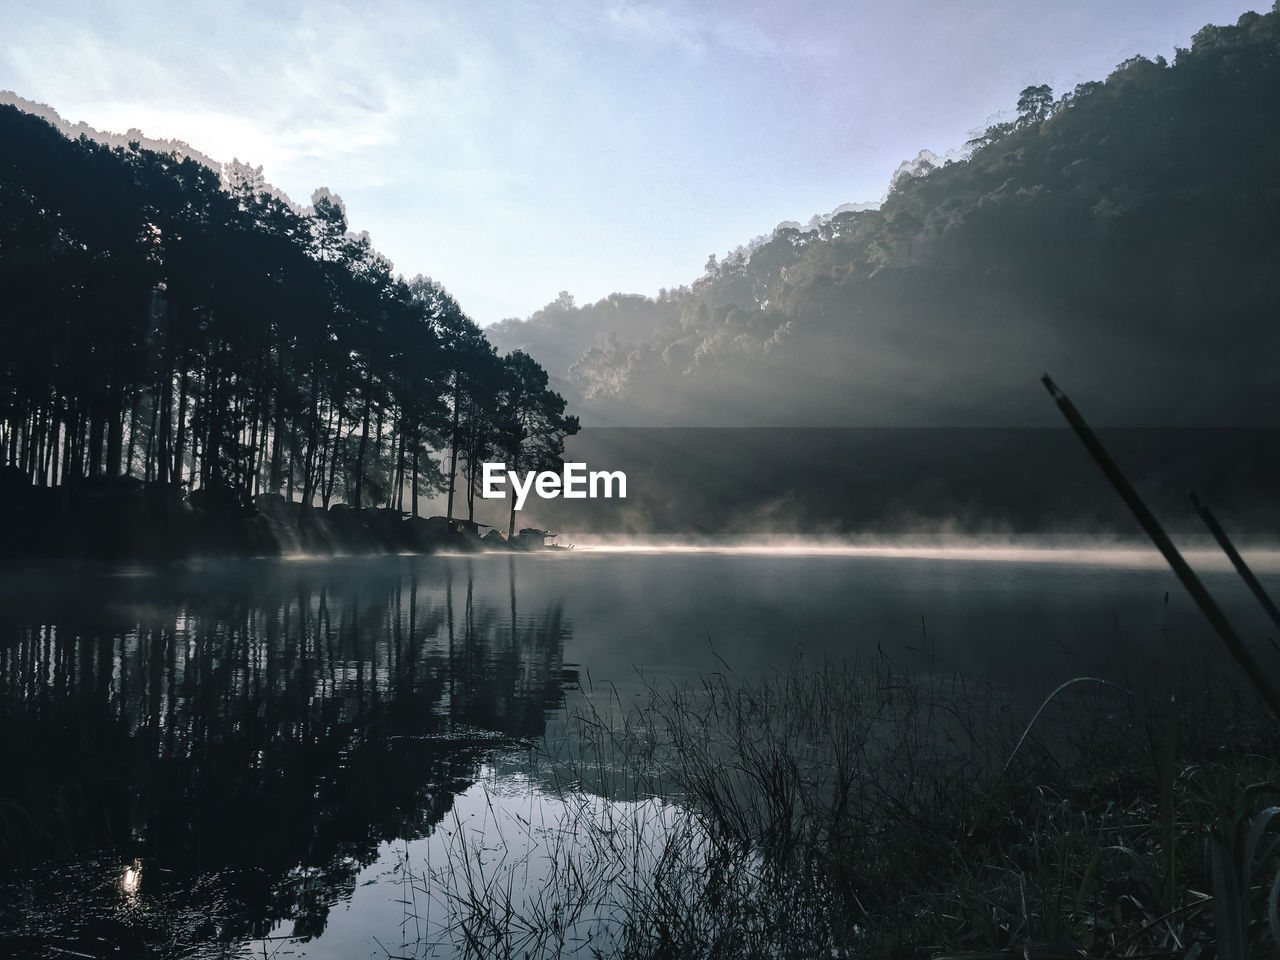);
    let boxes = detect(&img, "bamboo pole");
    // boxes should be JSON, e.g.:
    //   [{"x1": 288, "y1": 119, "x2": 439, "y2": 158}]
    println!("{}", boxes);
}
[
  {"x1": 1042, "y1": 374, "x2": 1280, "y2": 716},
  {"x1": 1190, "y1": 491, "x2": 1280, "y2": 637}
]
